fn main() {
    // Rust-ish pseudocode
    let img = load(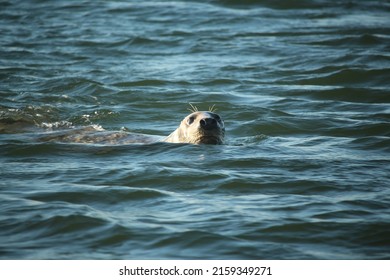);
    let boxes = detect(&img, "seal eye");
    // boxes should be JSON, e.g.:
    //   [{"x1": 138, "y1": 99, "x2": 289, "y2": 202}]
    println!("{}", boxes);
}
[{"x1": 187, "y1": 116, "x2": 195, "y2": 125}]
